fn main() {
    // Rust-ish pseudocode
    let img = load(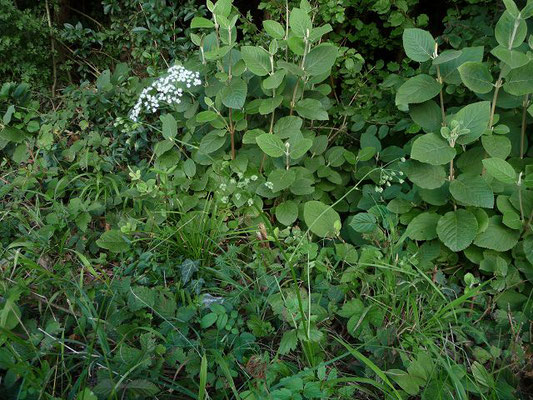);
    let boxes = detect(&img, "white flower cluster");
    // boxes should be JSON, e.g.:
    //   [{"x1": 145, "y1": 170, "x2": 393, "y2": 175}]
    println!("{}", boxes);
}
[{"x1": 129, "y1": 65, "x2": 202, "y2": 122}]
